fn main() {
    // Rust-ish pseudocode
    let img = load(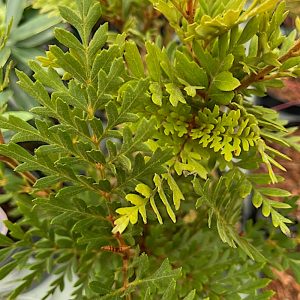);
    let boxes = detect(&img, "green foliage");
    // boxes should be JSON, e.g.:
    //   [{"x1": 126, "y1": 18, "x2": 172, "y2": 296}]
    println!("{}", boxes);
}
[
  {"x1": 90, "y1": 255, "x2": 182, "y2": 299},
  {"x1": 193, "y1": 170, "x2": 263, "y2": 260},
  {"x1": 33, "y1": 0, "x2": 150, "y2": 20},
  {"x1": 32, "y1": 0, "x2": 166, "y2": 44},
  {"x1": 0, "y1": 0, "x2": 61, "y2": 110},
  {"x1": 0, "y1": 0, "x2": 300, "y2": 299},
  {"x1": 32, "y1": 0, "x2": 77, "y2": 16}
]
